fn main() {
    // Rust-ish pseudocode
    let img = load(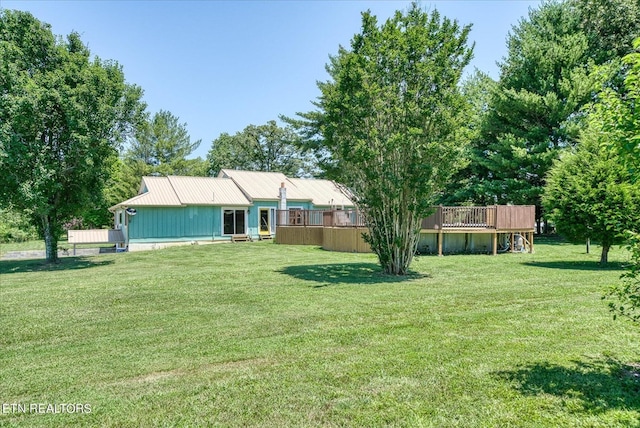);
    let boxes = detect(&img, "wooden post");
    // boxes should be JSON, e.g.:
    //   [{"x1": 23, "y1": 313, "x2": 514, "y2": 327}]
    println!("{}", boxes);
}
[
  {"x1": 492, "y1": 232, "x2": 497, "y2": 256},
  {"x1": 510, "y1": 232, "x2": 514, "y2": 253},
  {"x1": 438, "y1": 229, "x2": 443, "y2": 256},
  {"x1": 529, "y1": 232, "x2": 534, "y2": 253}
]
